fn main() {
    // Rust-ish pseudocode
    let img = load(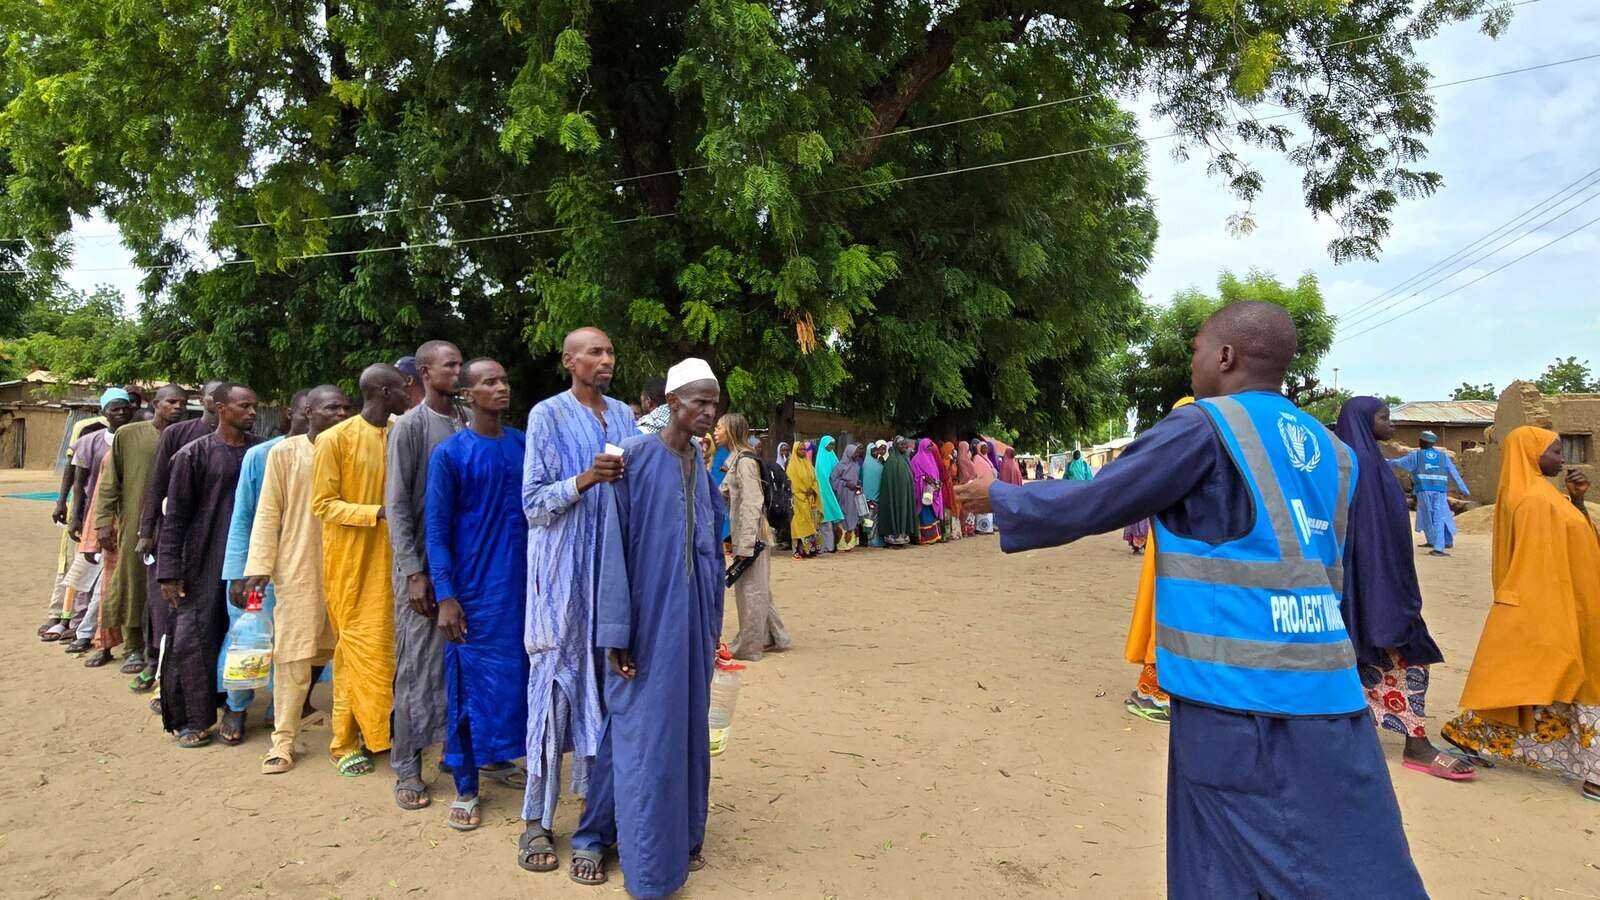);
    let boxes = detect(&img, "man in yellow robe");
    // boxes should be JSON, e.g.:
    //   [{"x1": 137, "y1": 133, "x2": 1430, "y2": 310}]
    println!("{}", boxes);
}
[
  {"x1": 246, "y1": 384, "x2": 353, "y2": 774},
  {"x1": 312, "y1": 365, "x2": 410, "y2": 776}
]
